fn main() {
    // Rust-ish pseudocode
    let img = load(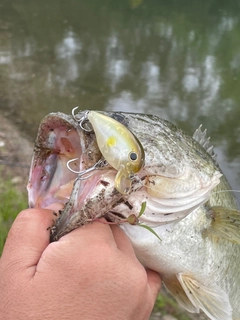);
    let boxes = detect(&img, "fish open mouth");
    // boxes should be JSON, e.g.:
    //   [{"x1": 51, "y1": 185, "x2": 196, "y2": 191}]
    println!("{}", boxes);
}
[
  {"x1": 27, "y1": 112, "x2": 108, "y2": 209},
  {"x1": 27, "y1": 112, "x2": 130, "y2": 240}
]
